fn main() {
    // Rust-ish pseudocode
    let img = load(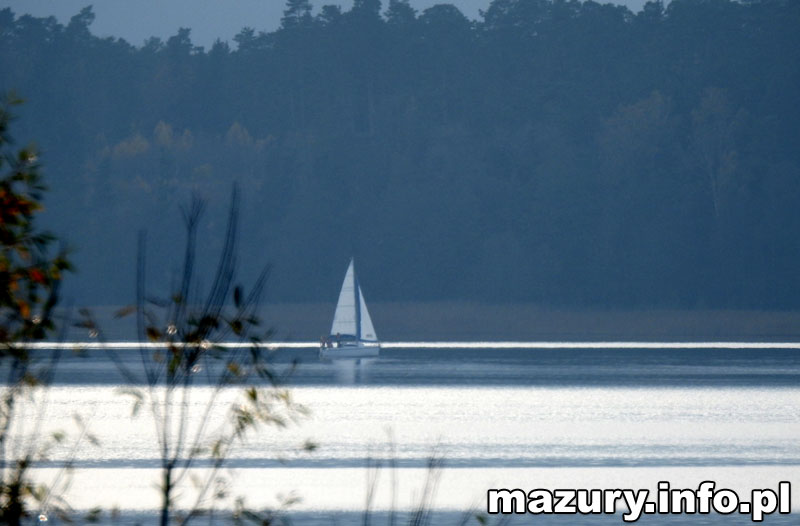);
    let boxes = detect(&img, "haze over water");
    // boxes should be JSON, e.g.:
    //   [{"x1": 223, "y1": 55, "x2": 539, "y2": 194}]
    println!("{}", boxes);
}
[{"x1": 19, "y1": 345, "x2": 800, "y2": 524}]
